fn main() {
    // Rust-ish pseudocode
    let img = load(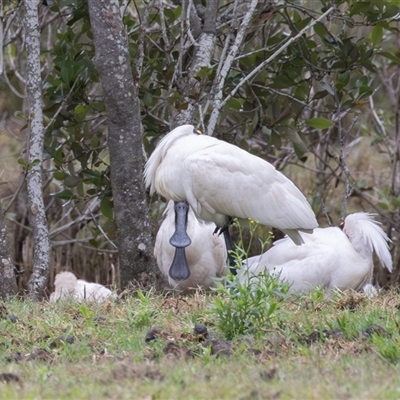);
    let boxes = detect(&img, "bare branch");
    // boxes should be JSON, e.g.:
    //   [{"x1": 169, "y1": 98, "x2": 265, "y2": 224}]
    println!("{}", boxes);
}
[
  {"x1": 207, "y1": 0, "x2": 259, "y2": 135},
  {"x1": 136, "y1": 0, "x2": 155, "y2": 78},
  {"x1": 208, "y1": 5, "x2": 336, "y2": 135},
  {"x1": 369, "y1": 94, "x2": 387, "y2": 137},
  {"x1": 89, "y1": 209, "x2": 117, "y2": 249}
]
